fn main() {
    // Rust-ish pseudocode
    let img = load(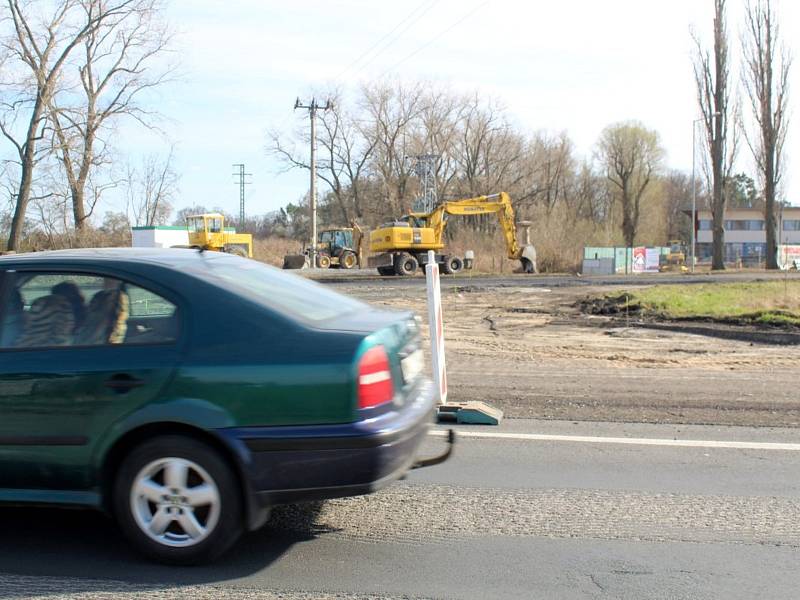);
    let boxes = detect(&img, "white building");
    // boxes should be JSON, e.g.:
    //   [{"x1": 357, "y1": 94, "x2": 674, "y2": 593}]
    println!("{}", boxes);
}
[
  {"x1": 696, "y1": 206, "x2": 800, "y2": 265},
  {"x1": 131, "y1": 226, "x2": 190, "y2": 248}
]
